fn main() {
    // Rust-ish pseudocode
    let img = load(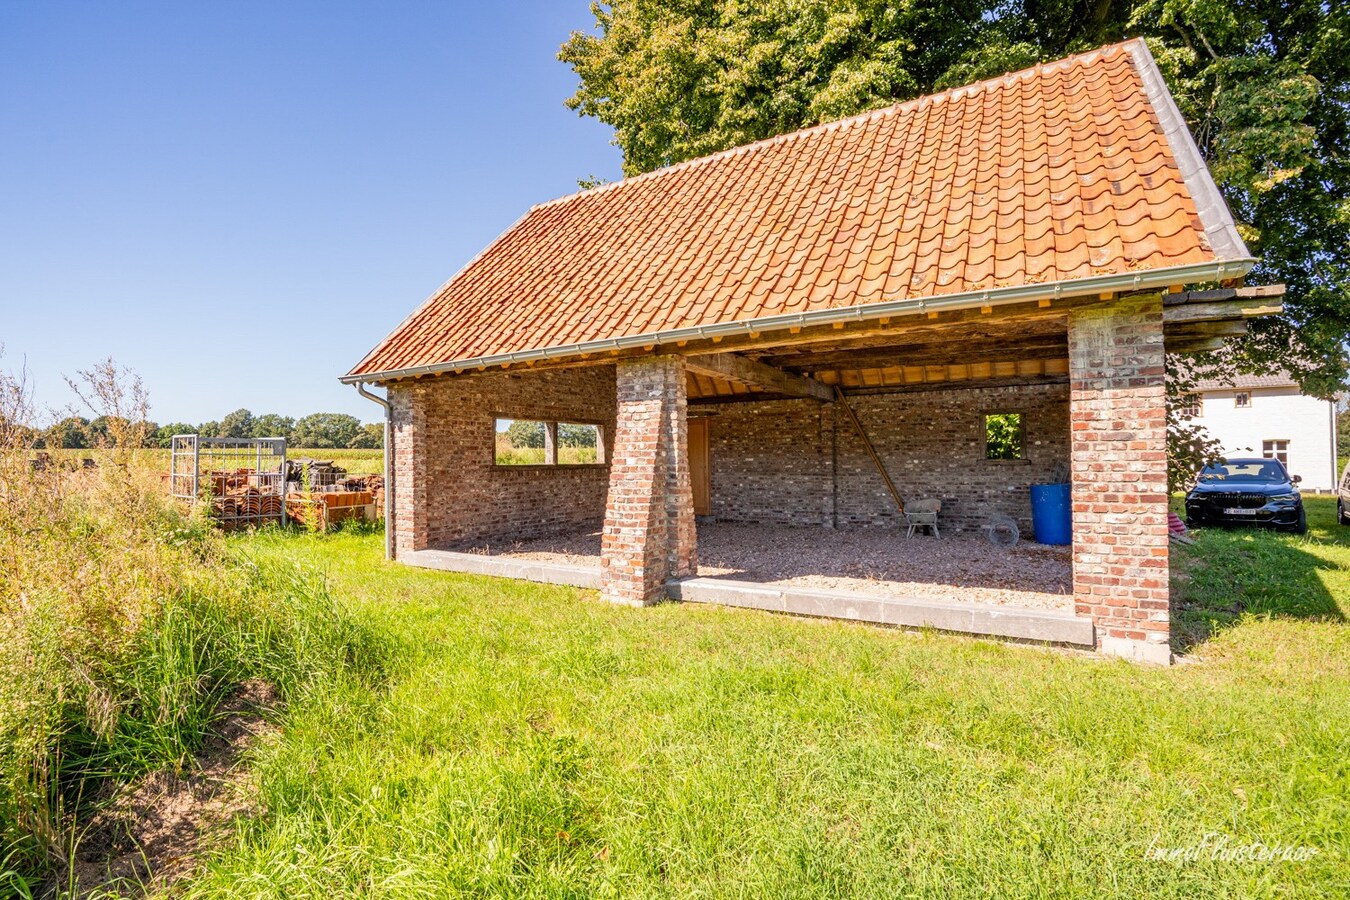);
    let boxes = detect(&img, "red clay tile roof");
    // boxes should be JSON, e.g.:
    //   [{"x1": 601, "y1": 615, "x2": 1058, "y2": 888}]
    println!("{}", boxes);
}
[{"x1": 347, "y1": 39, "x2": 1251, "y2": 382}]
